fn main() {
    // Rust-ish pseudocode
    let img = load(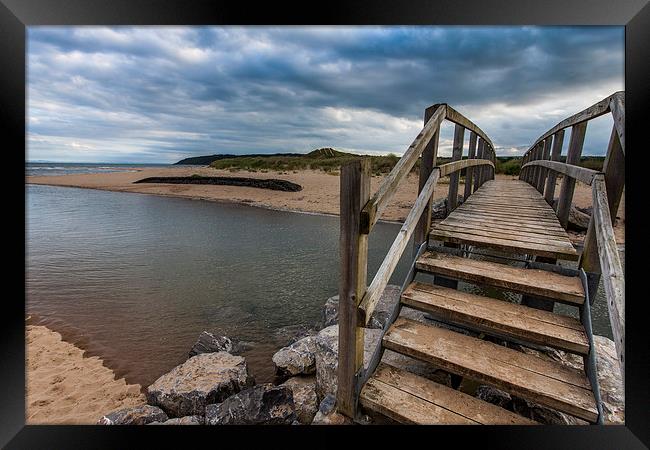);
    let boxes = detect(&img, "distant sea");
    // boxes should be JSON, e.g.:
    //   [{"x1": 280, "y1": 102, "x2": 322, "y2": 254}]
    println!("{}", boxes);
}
[{"x1": 26, "y1": 162, "x2": 172, "y2": 177}]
